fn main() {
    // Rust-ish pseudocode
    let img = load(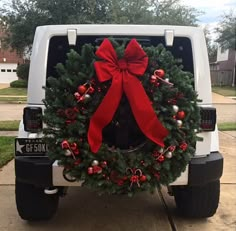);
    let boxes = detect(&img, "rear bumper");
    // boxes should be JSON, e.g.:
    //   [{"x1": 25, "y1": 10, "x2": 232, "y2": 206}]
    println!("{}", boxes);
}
[
  {"x1": 188, "y1": 152, "x2": 223, "y2": 186},
  {"x1": 15, "y1": 157, "x2": 53, "y2": 187},
  {"x1": 15, "y1": 152, "x2": 223, "y2": 187}
]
